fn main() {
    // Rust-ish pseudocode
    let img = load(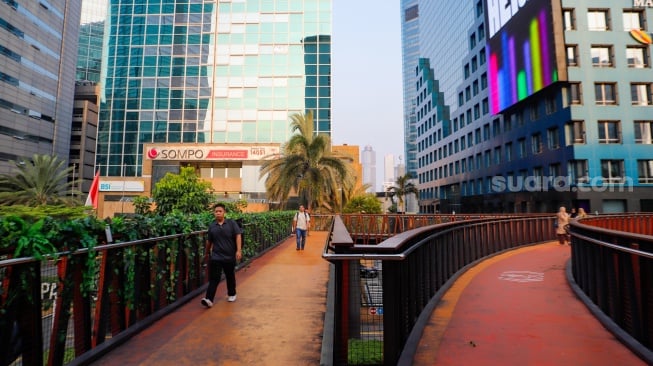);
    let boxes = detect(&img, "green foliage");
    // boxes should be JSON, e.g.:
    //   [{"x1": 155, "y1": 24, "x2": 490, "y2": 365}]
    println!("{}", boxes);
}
[
  {"x1": 214, "y1": 199, "x2": 247, "y2": 214},
  {"x1": 259, "y1": 111, "x2": 351, "y2": 212},
  {"x1": 0, "y1": 204, "x2": 90, "y2": 220},
  {"x1": 348, "y1": 339, "x2": 383, "y2": 365},
  {"x1": 385, "y1": 173, "x2": 418, "y2": 213},
  {"x1": 344, "y1": 194, "x2": 382, "y2": 214},
  {"x1": 132, "y1": 196, "x2": 152, "y2": 215},
  {"x1": 0, "y1": 154, "x2": 81, "y2": 206},
  {"x1": 152, "y1": 166, "x2": 213, "y2": 216}
]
